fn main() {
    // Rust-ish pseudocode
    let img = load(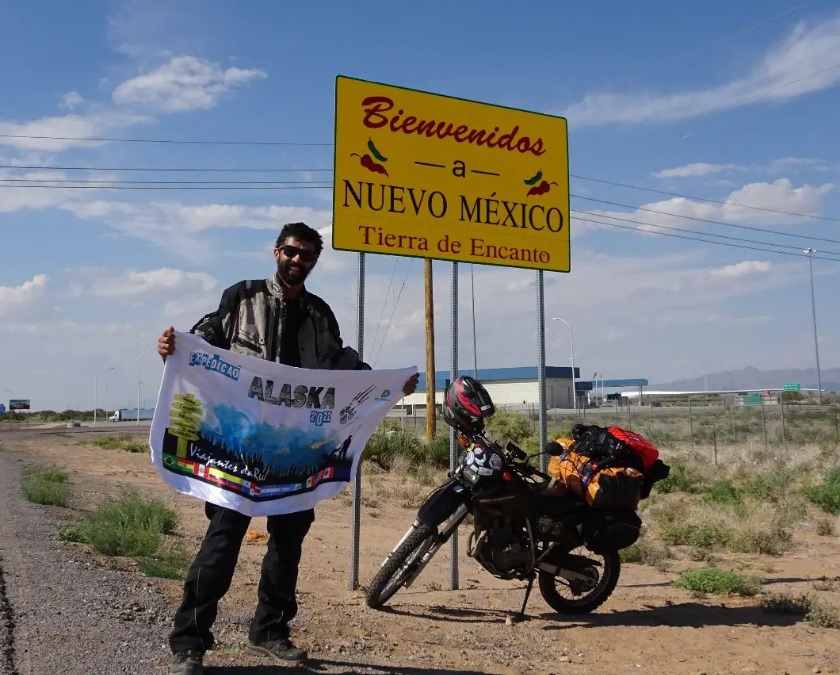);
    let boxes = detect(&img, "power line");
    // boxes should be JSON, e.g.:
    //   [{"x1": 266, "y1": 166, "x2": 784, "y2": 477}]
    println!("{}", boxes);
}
[
  {"x1": 572, "y1": 208, "x2": 840, "y2": 258},
  {"x1": 571, "y1": 193, "x2": 840, "y2": 246},
  {"x1": 658, "y1": 0, "x2": 824, "y2": 65},
  {"x1": 0, "y1": 178, "x2": 328, "y2": 185},
  {"x1": 372, "y1": 259, "x2": 414, "y2": 367},
  {"x1": 571, "y1": 174, "x2": 840, "y2": 224},
  {"x1": 0, "y1": 133, "x2": 332, "y2": 146},
  {"x1": 0, "y1": 164, "x2": 333, "y2": 173},
  {"x1": 0, "y1": 184, "x2": 331, "y2": 190},
  {"x1": 573, "y1": 214, "x2": 840, "y2": 261},
  {"x1": 368, "y1": 259, "x2": 401, "y2": 364},
  {"x1": 3, "y1": 162, "x2": 832, "y2": 224}
]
